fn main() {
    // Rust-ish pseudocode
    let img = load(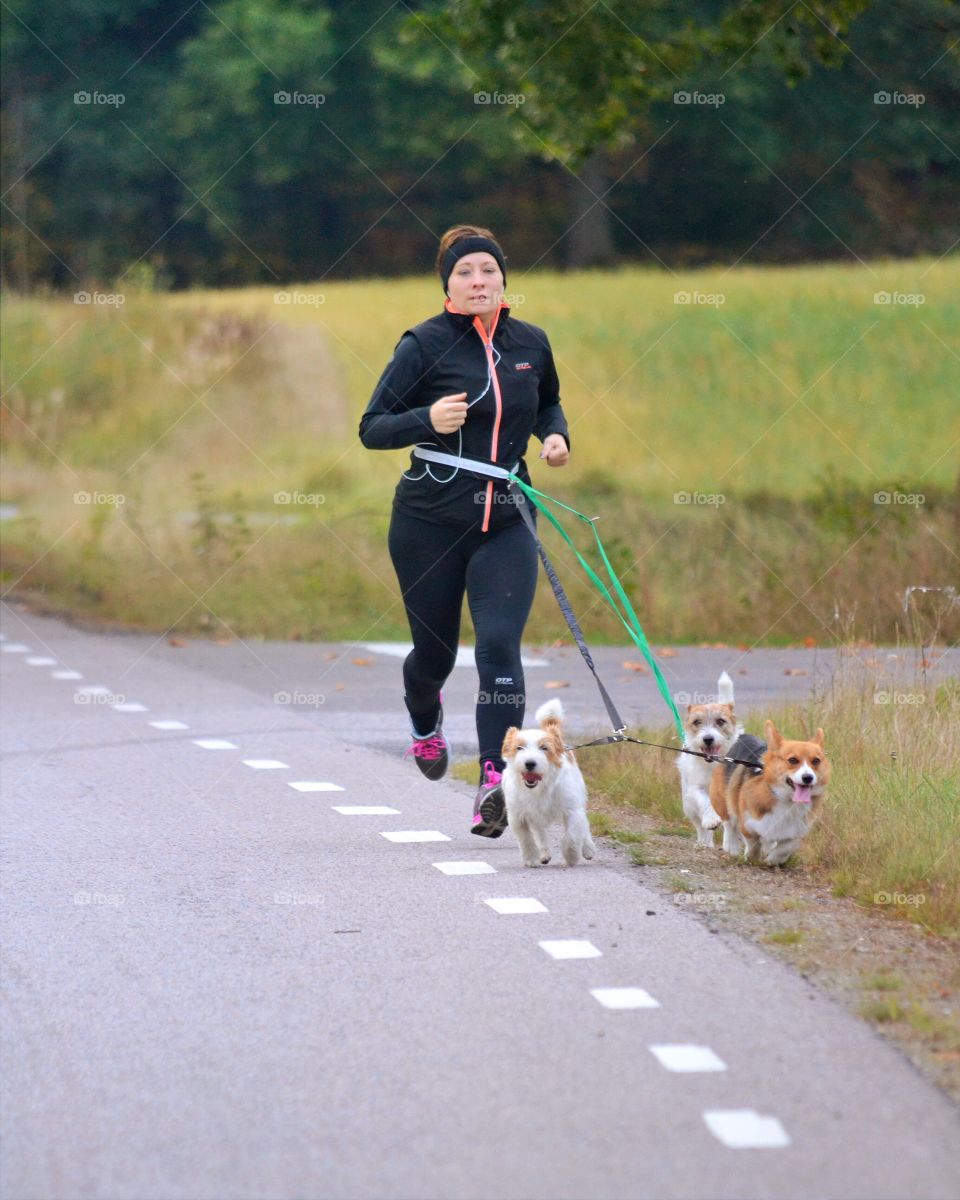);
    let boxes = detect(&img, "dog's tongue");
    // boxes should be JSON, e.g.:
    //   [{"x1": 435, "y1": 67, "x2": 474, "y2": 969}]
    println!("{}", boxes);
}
[
  {"x1": 523, "y1": 771, "x2": 542, "y2": 785},
  {"x1": 793, "y1": 784, "x2": 813, "y2": 804}
]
